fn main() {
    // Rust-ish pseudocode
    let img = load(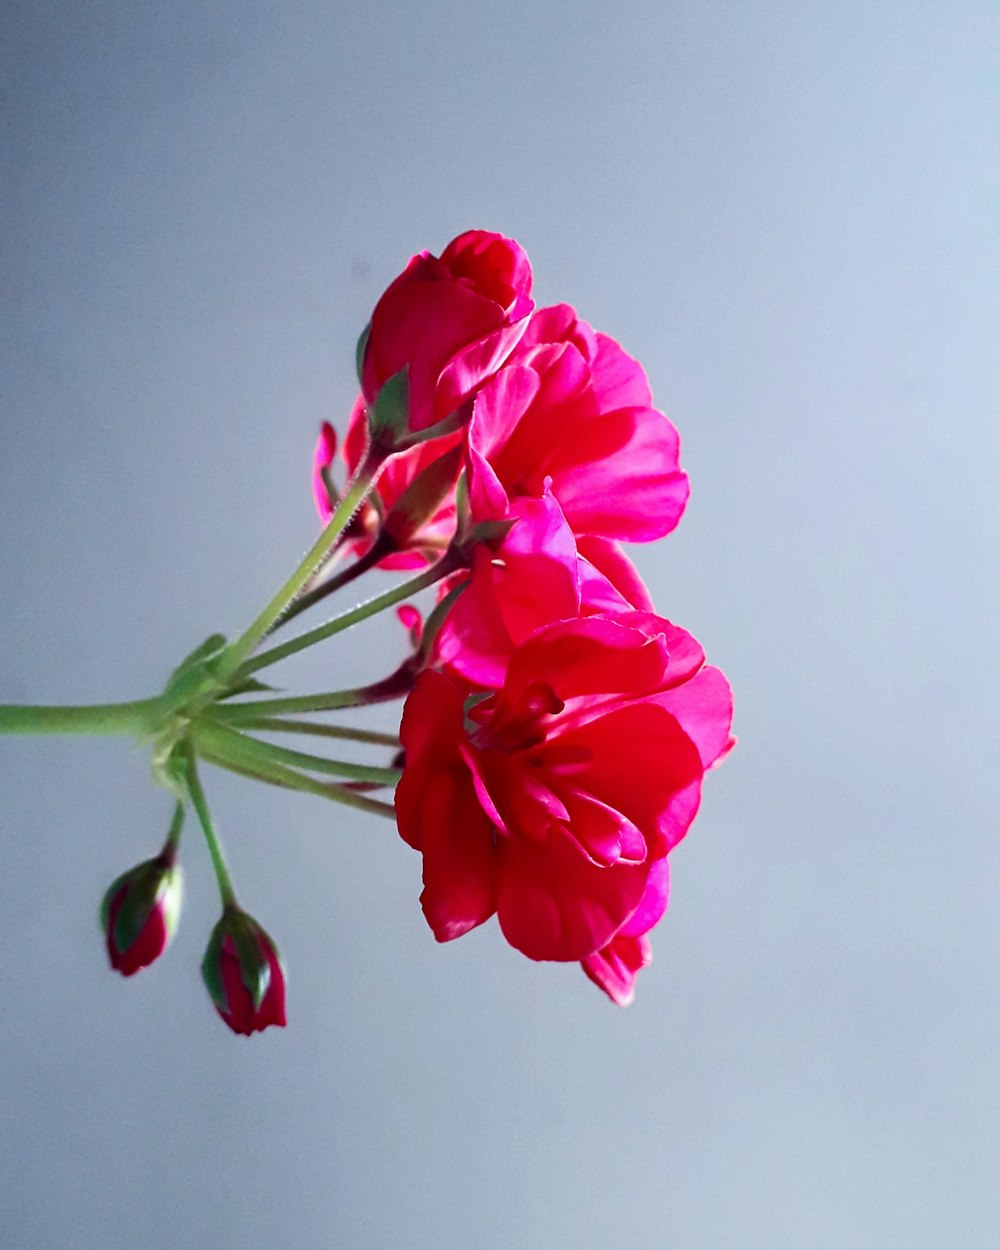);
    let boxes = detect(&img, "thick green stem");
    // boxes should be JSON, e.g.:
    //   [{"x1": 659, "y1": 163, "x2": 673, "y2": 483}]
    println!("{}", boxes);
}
[
  {"x1": 194, "y1": 720, "x2": 401, "y2": 785},
  {"x1": 0, "y1": 695, "x2": 166, "y2": 737},
  {"x1": 236, "y1": 550, "x2": 459, "y2": 678},
  {"x1": 215, "y1": 445, "x2": 385, "y2": 683}
]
